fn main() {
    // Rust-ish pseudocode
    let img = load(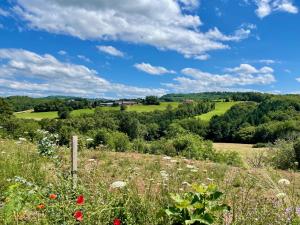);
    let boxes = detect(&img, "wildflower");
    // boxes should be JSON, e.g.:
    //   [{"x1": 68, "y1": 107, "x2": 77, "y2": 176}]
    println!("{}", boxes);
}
[
  {"x1": 37, "y1": 204, "x2": 45, "y2": 209},
  {"x1": 186, "y1": 164, "x2": 194, "y2": 169},
  {"x1": 190, "y1": 169, "x2": 198, "y2": 173},
  {"x1": 49, "y1": 194, "x2": 57, "y2": 200},
  {"x1": 278, "y1": 179, "x2": 290, "y2": 186},
  {"x1": 163, "y1": 156, "x2": 172, "y2": 160},
  {"x1": 276, "y1": 192, "x2": 286, "y2": 199},
  {"x1": 160, "y1": 170, "x2": 169, "y2": 181},
  {"x1": 76, "y1": 195, "x2": 84, "y2": 205},
  {"x1": 111, "y1": 181, "x2": 127, "y2": 189},
  {"x1": 18, "y1": 137, "x2": 27, "y2": 142},
  {"x1": 74, "y1": 211, "x2": 83, "y2": 222},
  {"x1": 113, "y1": 218, "x2": 121, "y2": 225},
  {"x1": 86, "y1": 138, "x2": 94, "y2": 142}
]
